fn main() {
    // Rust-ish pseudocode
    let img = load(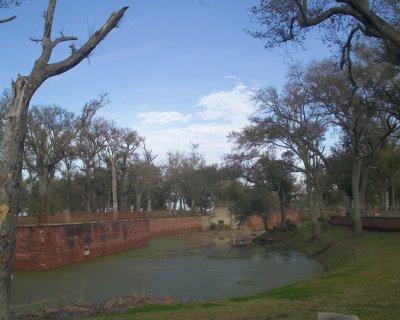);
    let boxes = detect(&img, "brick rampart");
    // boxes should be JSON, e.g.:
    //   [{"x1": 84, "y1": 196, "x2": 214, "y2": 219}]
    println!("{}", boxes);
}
[
  {"x1": 330, "y1": 216, "x2": 400, "y2": 231},
  {"x1": 149, "y1": 217, "x2": 204, "y2": 236},
  {"x1": 15, "y1": 219, "x2": 150, "y2": 270},
  {"x1": 15, "y1": 212, "x2": 303, "y2": 271},
  {"x1": 15, "y1": 216, "x2": 208, "y2": 270},
  {"x1": 246, "y1": 210, "x2": 301, "y2": 230},
  {"x1": 17, "y1": 211, "x2": 148, "y2": 225}
]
